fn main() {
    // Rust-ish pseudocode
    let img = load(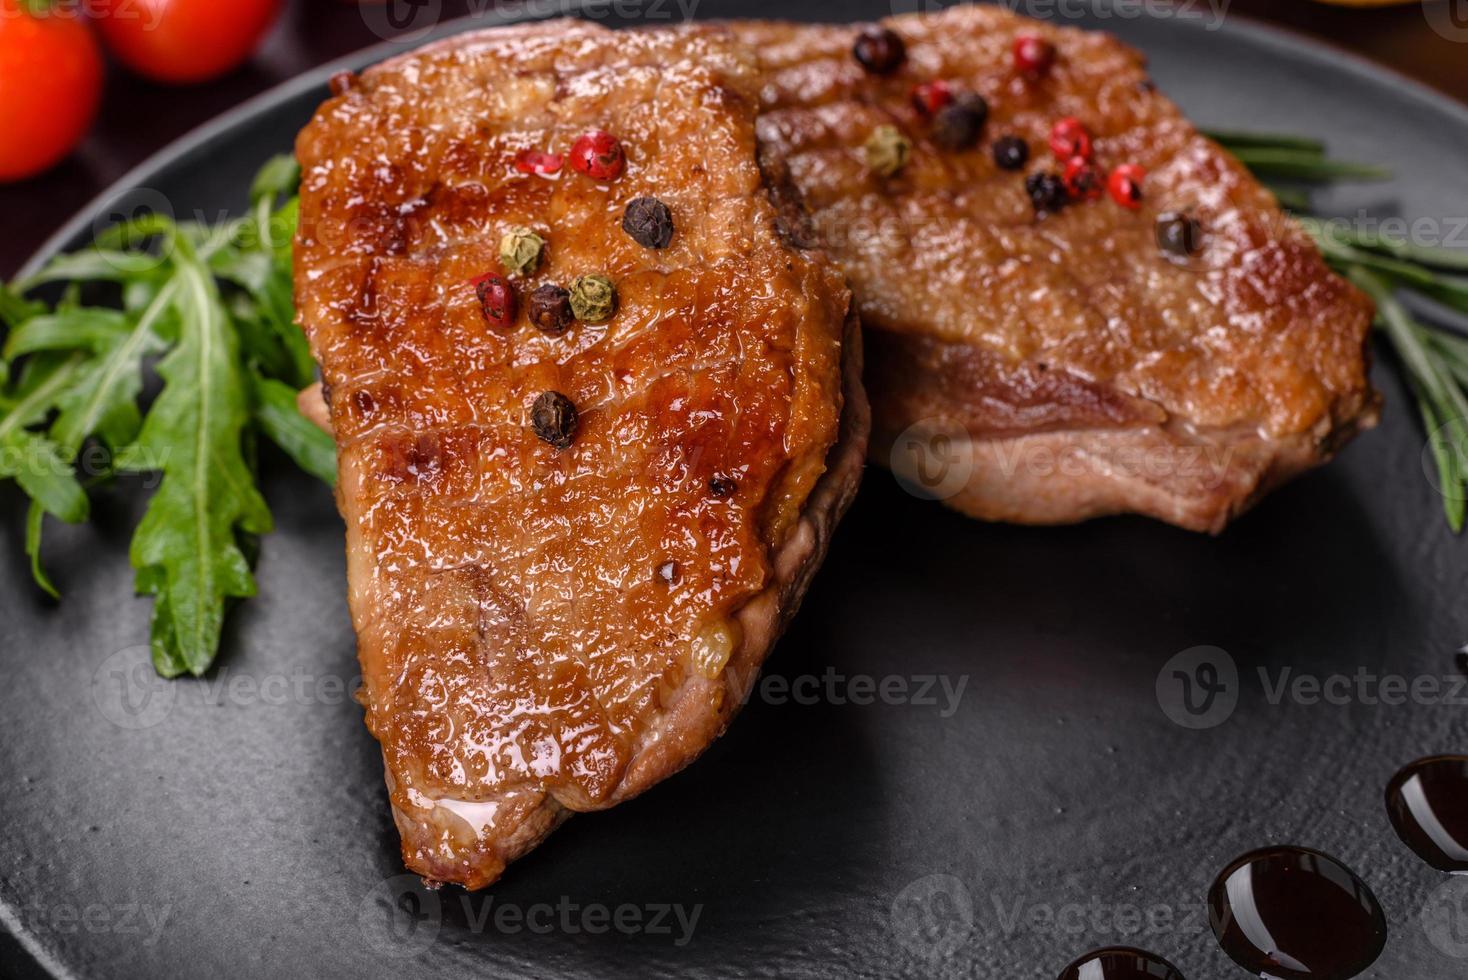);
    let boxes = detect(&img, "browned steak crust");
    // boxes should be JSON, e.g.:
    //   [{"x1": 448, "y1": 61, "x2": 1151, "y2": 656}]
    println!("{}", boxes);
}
[
  {"x1": 294, "y1": 20, "x2": 864, "y2": 889},
  {"x1": 736, "y1": 7, "x2": 1379, "y2": 532}
]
